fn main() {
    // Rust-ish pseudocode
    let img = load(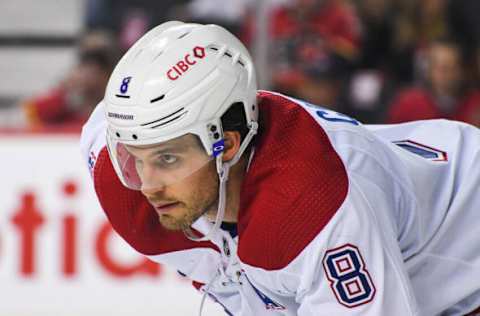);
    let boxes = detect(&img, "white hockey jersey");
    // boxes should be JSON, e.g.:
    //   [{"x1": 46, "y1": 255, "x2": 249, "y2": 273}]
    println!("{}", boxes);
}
[{"x1": 81, "y1": 91, "x2": 480, "y2": 316}]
